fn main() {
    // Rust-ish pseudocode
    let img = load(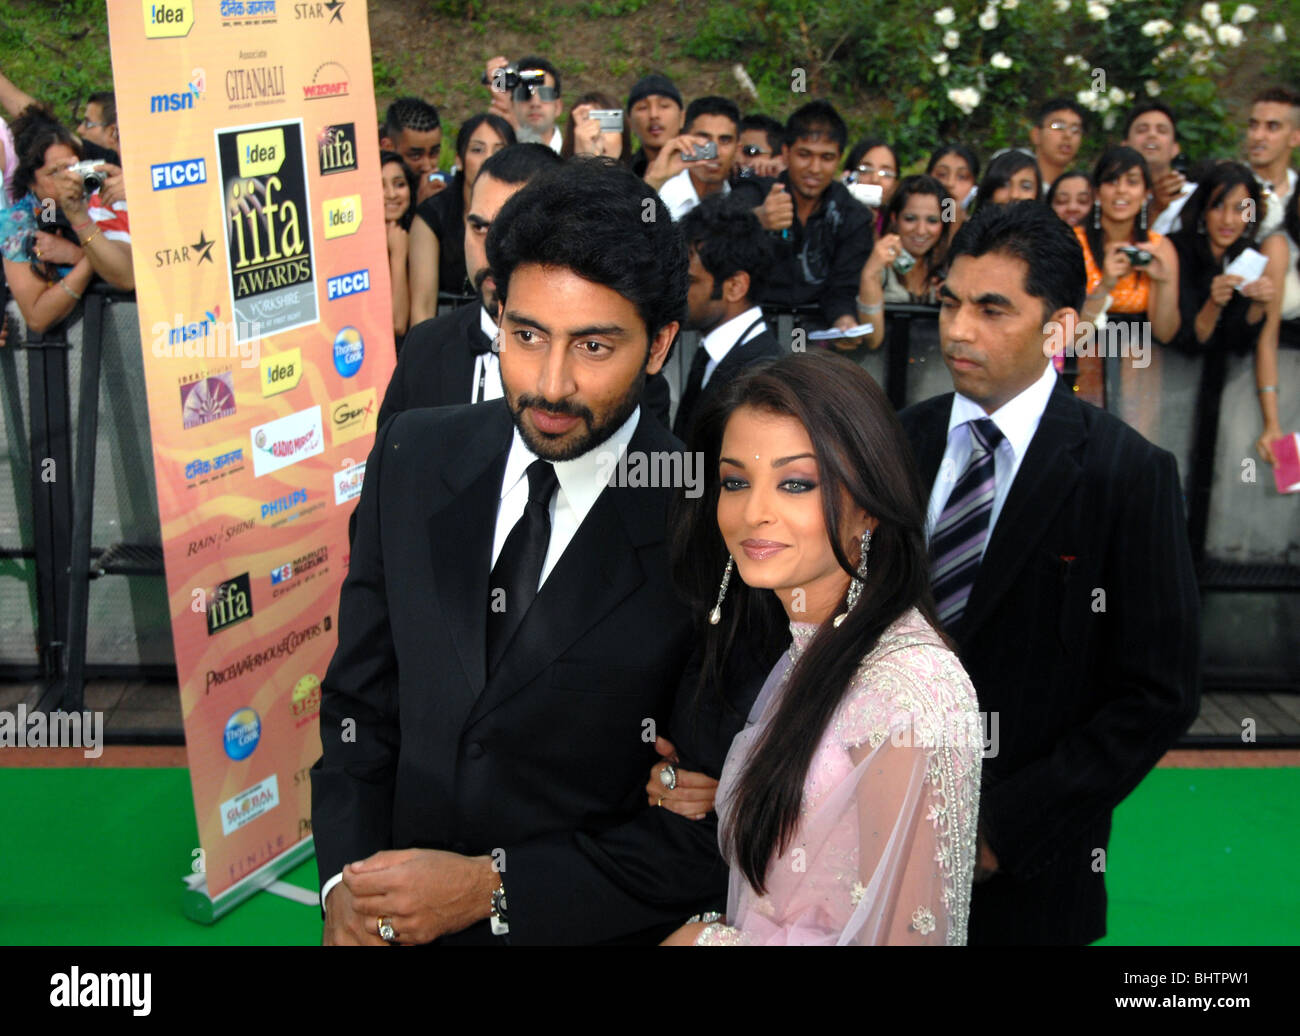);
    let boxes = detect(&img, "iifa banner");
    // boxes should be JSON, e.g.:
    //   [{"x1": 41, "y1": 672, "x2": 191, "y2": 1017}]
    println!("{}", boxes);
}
[{"x1": 106, "y1": 0, "x2": 393, "y2": 917}]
